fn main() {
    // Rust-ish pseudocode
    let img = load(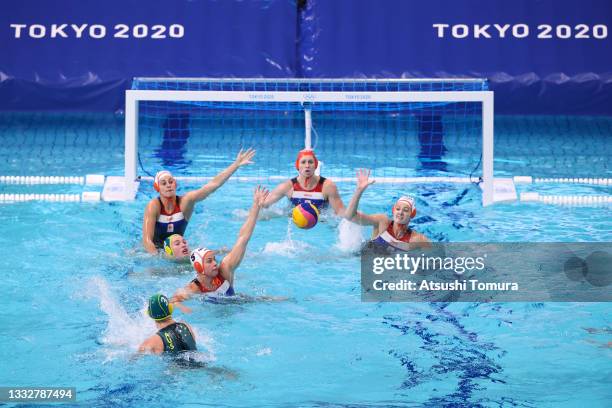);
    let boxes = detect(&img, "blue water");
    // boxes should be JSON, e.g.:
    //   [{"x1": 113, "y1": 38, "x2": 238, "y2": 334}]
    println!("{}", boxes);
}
[{"x1": 0, "y1": 113, "x2": 611, "y2": 407}]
